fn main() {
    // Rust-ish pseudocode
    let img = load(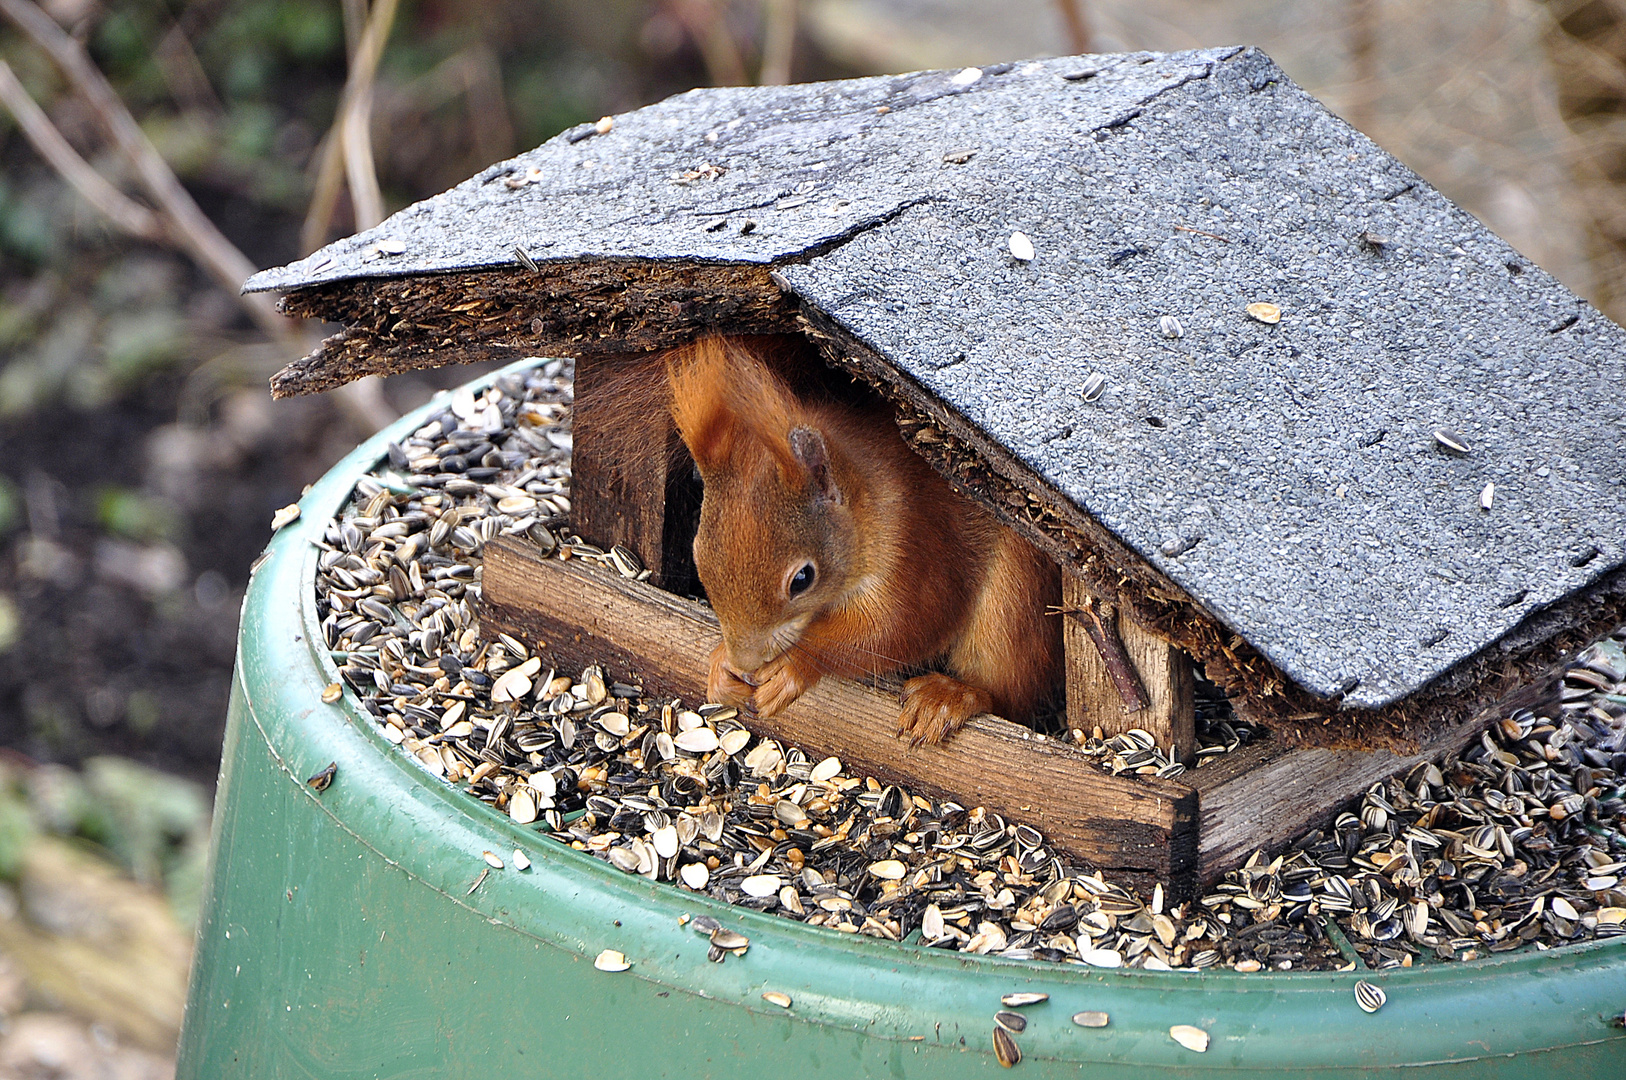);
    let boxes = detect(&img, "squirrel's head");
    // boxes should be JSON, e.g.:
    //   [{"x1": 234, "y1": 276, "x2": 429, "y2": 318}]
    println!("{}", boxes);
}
[{"x1": 667, "y1": 338, "x2": 857, "y2": 672}]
